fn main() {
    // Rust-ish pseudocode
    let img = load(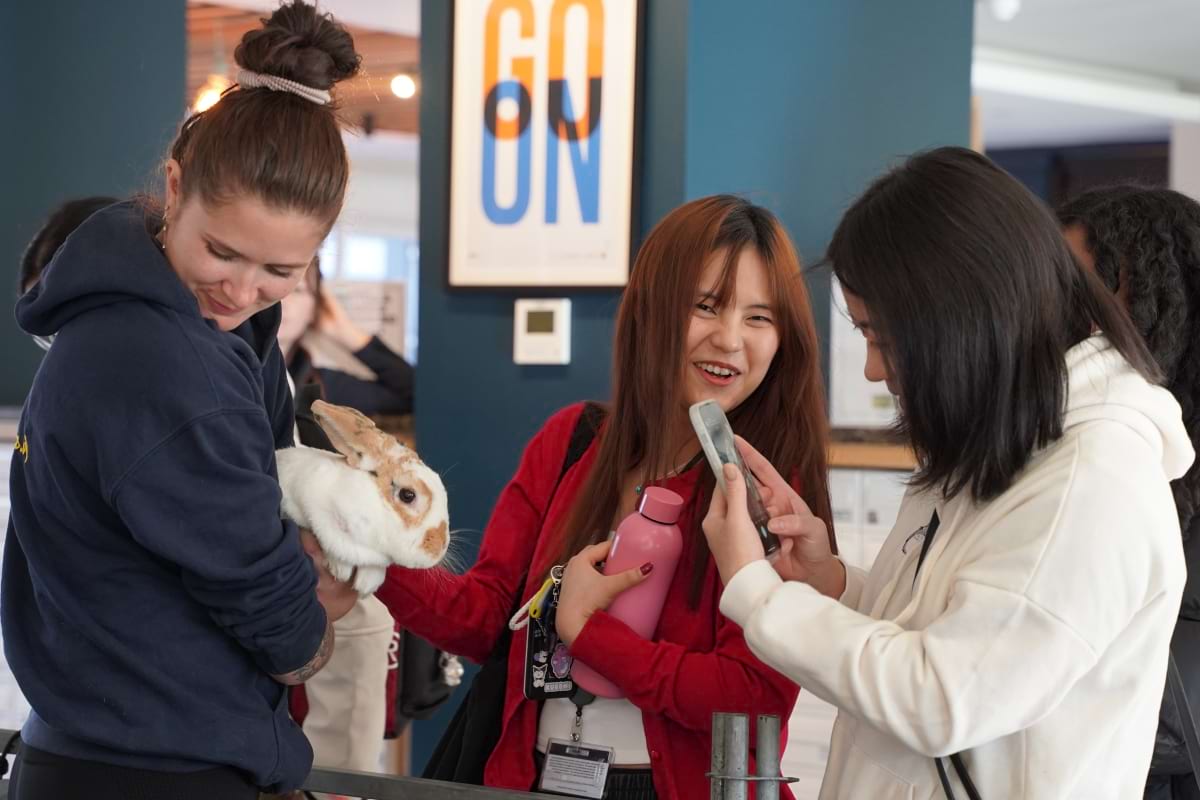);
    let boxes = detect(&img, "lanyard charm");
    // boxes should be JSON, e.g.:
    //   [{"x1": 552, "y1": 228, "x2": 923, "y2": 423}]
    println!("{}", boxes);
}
[
  {"x1": 533, "y1": 565, "x2": 565, "y2": 622},
  {"x1": 511, "y1": 565, "x2": 565, "y2": 631},
  {"x1": 571, "y1": 704, "x2": 584, "y2": 743}
]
